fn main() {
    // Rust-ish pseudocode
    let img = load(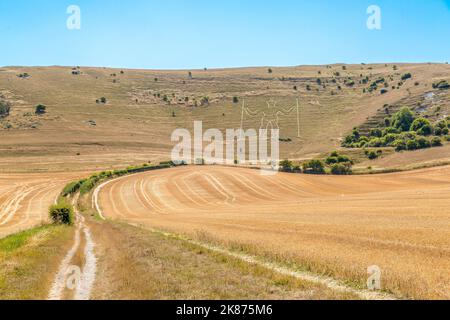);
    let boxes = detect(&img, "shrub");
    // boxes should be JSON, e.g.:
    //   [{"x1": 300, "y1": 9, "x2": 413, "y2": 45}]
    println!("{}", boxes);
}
[
  {"x1": 268, "y1": 68, "x2": 273, "y2": 74},
  {"x1": 367, "y1": 138, "x2": 383, "y2": 148},
  {"x1": 79, "y1": 177, "x2": 100, "y2": 195},
  {"x1": 369, "y1": 128, "x2": 383, "y2": 138},
  {"x1": 392, "y1": 107, "x2": 415, "y2": 132},
  {"x1": 434, "y1": 120, "x2": 449, "y2": 136},
  {"x1": 35, "y1": 104, "x2": 46, "y2": 115},
  {"x1": 279, "y1": 159, "x2": 293, "y2": 172},
  {"x1": 393, "y1": 139, "x2": 407, "y2": 152},
  {"x1": 411, "y1": 118, "x2": 433, "y2": 136},
  {"x1": 431, "y1": 137, "x2": 442, "y2": 147},
  {"x1": 367, "y1": 150, "x2": 378, "y2": 160},
  {"x1": 233, "y1": 97, "x2": 239, "y2": 104},
  {"x1": 337, "y1": 155, "x2": 351, "y2": 163},
  {"x1": 302, "y1": 160, "x2": 325, "y2": 174},
  {"x1": 401, "y1": 73, "x2": 412, "y2": 81},
  {"x1": 383, "y1": 133, "x2": 398, "y2": 145},
  {"x1": 200, "y1": 96, "x2": 209, "y2": 106},
  {"x1": 417, "y1": 137, "x2": 431, "y2": 149},
  {"x1": 406, "y1": 139, "x2": 419, "y2": 150},
  {"x1": 61, "y1": 180, "x2": 85, "y2": 197},
  {"x1": 330, "y1": 151, "x2": 339, "y2": 157},
  {"x1": 325, "y1": 157, "x2": 339, "y2": 165},
  {"x1": 0, "y1": 100, "x2": 11, "y2": 118},
  {"x1": 382, "y1": 127, "x2": 399, "y2": 135},
  {"x1": 330, "y1": 163, "x2": 352, "y2": 175},
  {"x1": 49, "y1": 204, "x2": 74, "y2": 225},
  {"x1": 432, "y1": 80, "x2": 450, "y2": 90}
]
